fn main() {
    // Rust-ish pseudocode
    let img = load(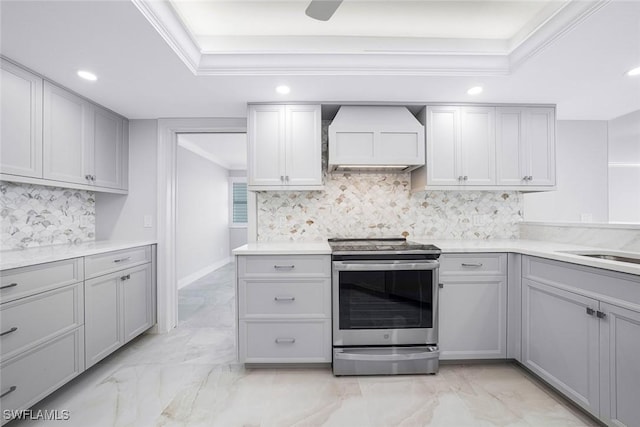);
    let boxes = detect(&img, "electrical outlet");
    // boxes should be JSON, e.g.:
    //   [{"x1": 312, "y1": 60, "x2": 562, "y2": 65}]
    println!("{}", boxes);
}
[
  {"x1": 580, "y1": 213, "x2": 593, "y2": 223},
  {"x1": 143, "y1": 215, "x2": 153, "y2": 228},
  {"x1": 472, "y1": 214, "x2": 487, "y2": 226}
]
